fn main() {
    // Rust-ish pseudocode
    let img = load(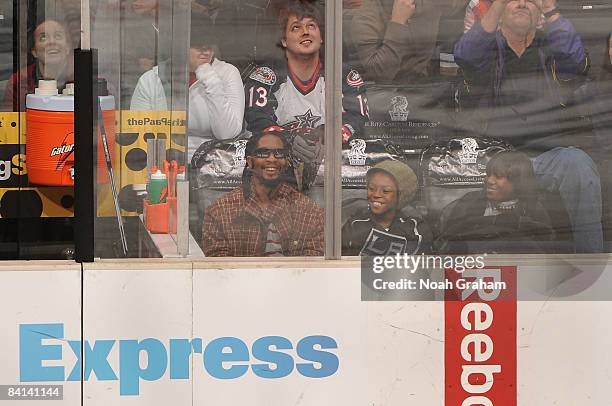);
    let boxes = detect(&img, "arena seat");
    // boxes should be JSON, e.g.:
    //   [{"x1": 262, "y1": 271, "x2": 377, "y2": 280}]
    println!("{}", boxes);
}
[
  {"x1": 363, "y1": 83, "x2": 457, "y2": 151},
  {"x1": 419, "y1": 136, "x2": 513, "y2": 220}
]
